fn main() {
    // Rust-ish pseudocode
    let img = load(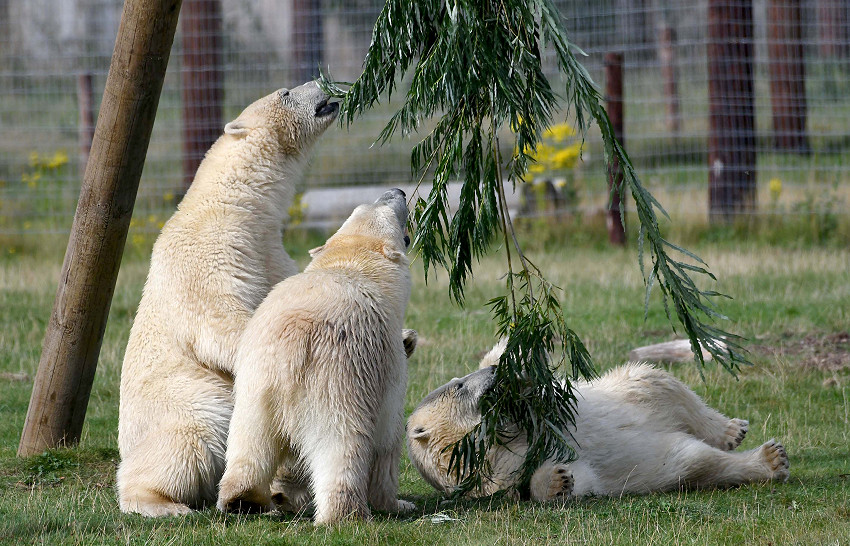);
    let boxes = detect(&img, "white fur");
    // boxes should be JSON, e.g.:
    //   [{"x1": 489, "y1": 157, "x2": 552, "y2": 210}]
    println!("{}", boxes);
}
[
  {"x1": 117, "y1": 82, "x2": 338, "y2": 517},
  {"x1": 407, "y1": 344, "x2": 789, "y2": 502},
  {"x1": 217, "y1": 191, "x2": 414, "y2": 524}
]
